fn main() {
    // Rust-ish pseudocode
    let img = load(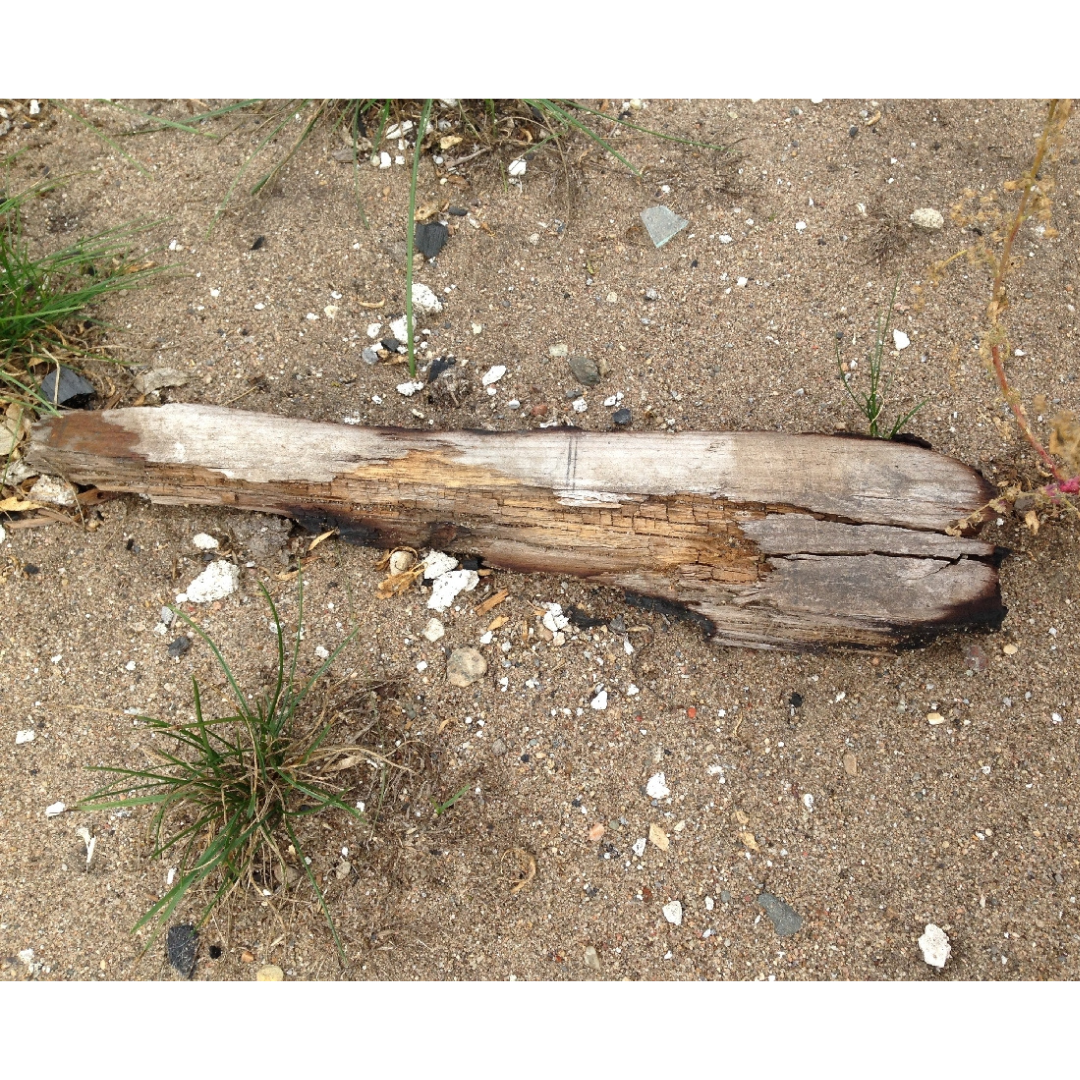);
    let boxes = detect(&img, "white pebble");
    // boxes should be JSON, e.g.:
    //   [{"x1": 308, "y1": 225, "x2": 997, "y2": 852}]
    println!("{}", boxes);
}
[
  {"x1": 396, "y1": 381, "x2": 424, "y2": 397},
  {"x1": 508, "y1": 158, "x2": 527, "y2": 177},
  {"x1": 422, "y1": 618, "x2": 445, "y2": 643},
  {"x1": 45, "y1": 802, "x2": 66, "y2": 818},
  {"x1": 314, "y1": 645, "x2": 330, "y2": 660},
  {"x1": 910, "y1": 208, "x2": 944, "y2": 230},
  {"x1": 427, "y1": 570, "x2": 479, "y2": 613},
  {"x1": 627, "y1": 684, "x2": 640, "y2": 696},
  {"x1": 421, "y1": 551, "x2": 458, "y2": 579},
  {"x1": 632, "y1": 837, "x2": 647, "y2": 858},
  {"x1": 795, "y1": 221, "x2": 807, "y2": 232},
  {"x1": 736, "y1": 277, "x2": 748, "y2": 287},
  {"x1": 482, "y1": 365, "x2": 506, "y2": 387},
  {"x1": 572, "y1": 398, "x2": 588, "y2": 413},
  {"x1": 16, "y1": 730, "x2": 35, "y2": 744},
  {"x1": 411, "y1": 283, "x2": 443, "y2": 314},
  {"x1": 184, "y1": 560, "x2": 240, "y2": 604},
  {"x1": 646, "y1": 773, "x2": 671, "y2": 800},
  {"x1": 662, "y1": 900, "x2": 683, "y2": 926},
  {"x1": 367, "y1": 323, "x2": 382, "y2": 339},
  {"x1": 918, "y1": 923, "x2": 952, "y2": 968},
  {"x1": 719, "y1": 234, "x2": 733, "y2": 244},
  {"x1": 591, "y1": 690, "x2": 608, "y2": 711},
  {"x1": 192, "y1": 533, "x2": 219, "y2": 550},
  {"x1": 893, "y1": 329, "x2": 910, "y2": 350}
]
